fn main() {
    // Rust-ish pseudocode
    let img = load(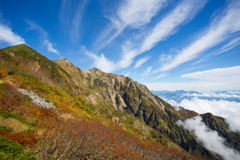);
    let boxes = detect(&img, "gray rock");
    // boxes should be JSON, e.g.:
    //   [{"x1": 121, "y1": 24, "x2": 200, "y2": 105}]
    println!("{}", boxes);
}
[{"x1": 18, "y1": 89, "x2": 56, "y2": 109}]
